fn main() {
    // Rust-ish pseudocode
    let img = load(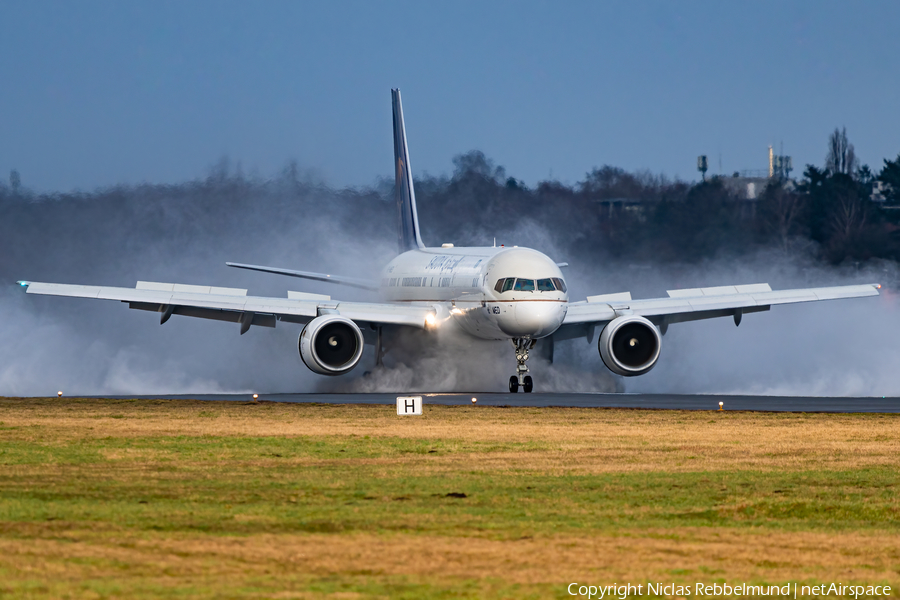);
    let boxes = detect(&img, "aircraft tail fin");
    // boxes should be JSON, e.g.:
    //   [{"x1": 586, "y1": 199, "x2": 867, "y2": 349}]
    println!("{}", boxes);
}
[{"x1": 392, "y1": 89, "x2": 425, "y2": 253}]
